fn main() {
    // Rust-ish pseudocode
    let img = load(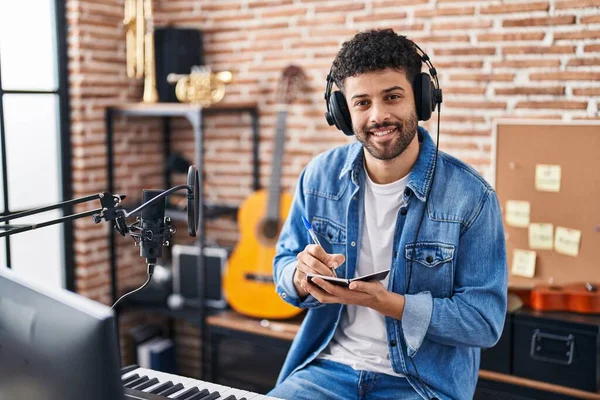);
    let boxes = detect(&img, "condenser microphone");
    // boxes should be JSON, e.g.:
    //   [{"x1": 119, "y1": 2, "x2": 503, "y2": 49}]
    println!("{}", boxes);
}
[{"x1": 140, "y1": 189, "x2": 167, "y2": 265}]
